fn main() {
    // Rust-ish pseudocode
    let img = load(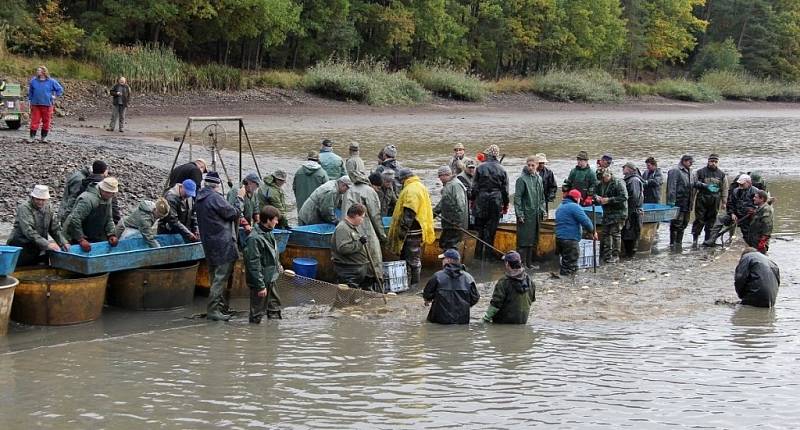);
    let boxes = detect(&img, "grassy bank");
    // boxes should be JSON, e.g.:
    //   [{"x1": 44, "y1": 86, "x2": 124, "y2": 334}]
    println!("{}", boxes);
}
[{"x1": 3, "y1": 47, "x2": 800, "y2": 105}]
